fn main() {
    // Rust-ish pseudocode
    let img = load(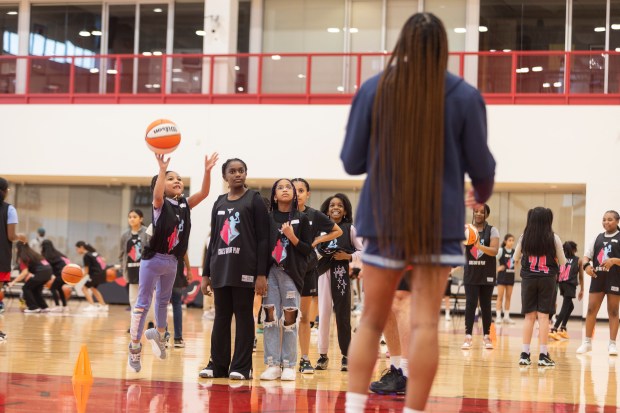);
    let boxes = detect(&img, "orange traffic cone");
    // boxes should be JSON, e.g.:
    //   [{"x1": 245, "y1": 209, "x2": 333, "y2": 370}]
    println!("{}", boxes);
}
[
  {"x1": 72, "y1": 345, "x2": 94, "y2": 384},
  {"x1": 490, "y1": 322, "x2": 497, "y2": 345},
  {"x1": 72, "y1": 345, "x2": 93, "y2": 413}
]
